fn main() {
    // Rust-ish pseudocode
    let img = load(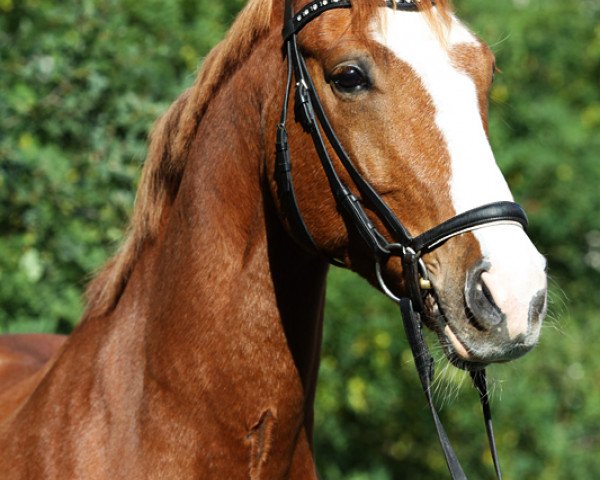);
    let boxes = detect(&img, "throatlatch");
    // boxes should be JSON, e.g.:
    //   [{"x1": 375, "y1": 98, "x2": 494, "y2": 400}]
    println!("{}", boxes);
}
[{"x1": 276, "y1": 1, "x2": 526, "y2": 478}]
